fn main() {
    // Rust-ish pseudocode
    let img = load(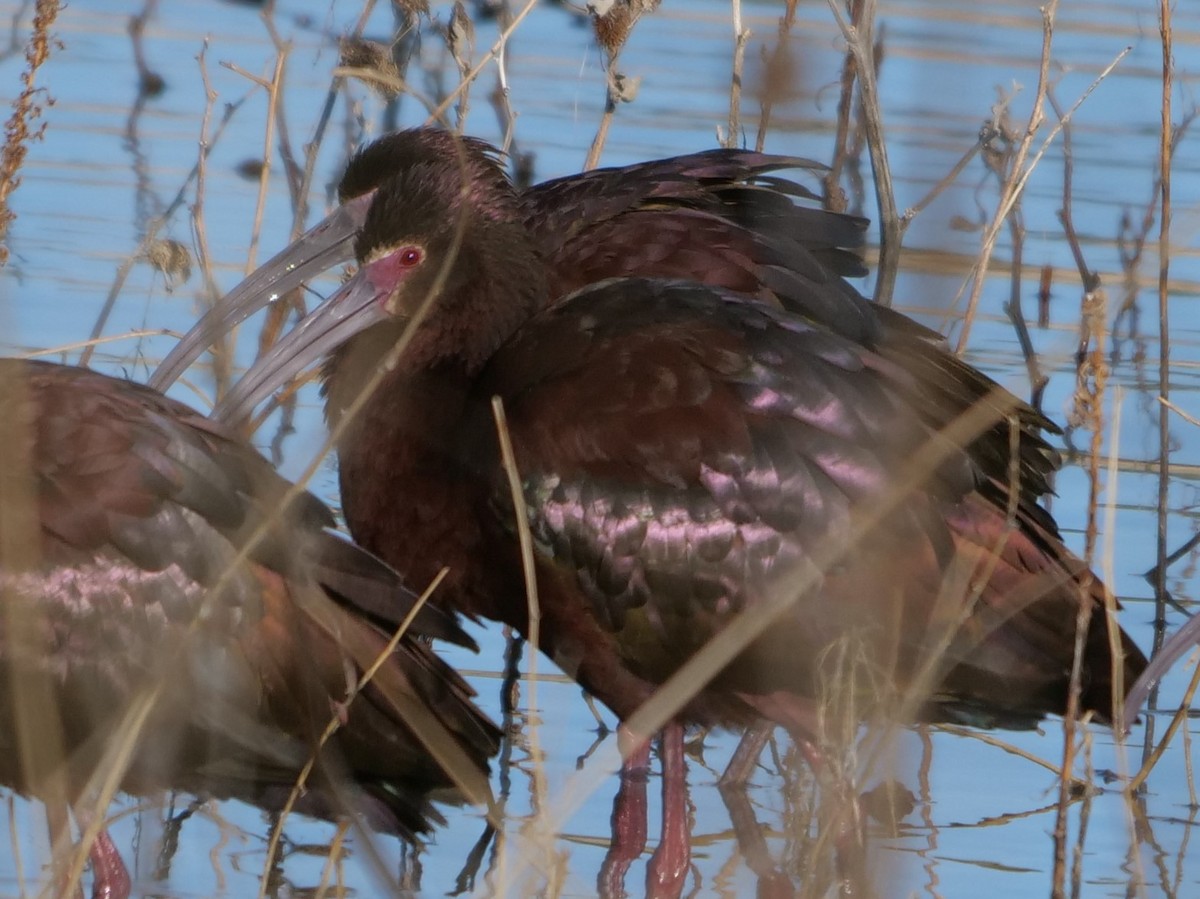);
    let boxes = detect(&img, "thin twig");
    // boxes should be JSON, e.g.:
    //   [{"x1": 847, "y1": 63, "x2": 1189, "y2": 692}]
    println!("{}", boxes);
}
[
  {"x1": 956, "y1": 30, "x2": 1130, "y2": 352},
  {"x1": 900, "y1": 127, "x2": 991, "y2": 231},
  {"x1": 78, "y1": 82, "x2": 249, "y2": 368},
  {"x1": 221, "y1": 53, "x2": 287, "y2": 276},
  {"x1": 956, "y1": 1, "x2": 1058, "y2": 352},
  {"x1": 426, "y1": 0, "x2": 539, "y2": 128}
]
